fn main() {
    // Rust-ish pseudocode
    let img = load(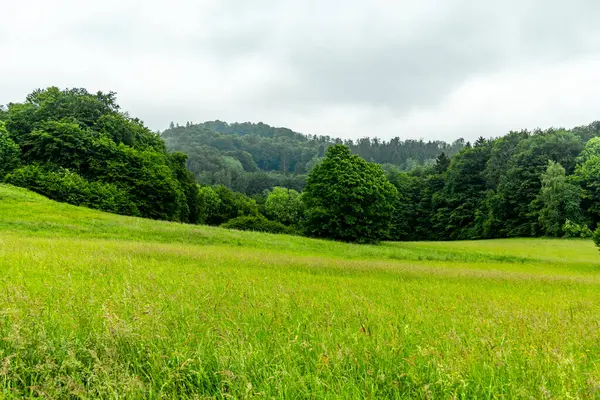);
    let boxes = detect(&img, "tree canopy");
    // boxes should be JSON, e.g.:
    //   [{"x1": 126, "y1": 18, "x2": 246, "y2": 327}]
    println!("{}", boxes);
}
[
  {"x1": 1, "y1": 87, "x2": 198, "y2": 223},
  {"x1": 302, "y1": 145, "x2": 397, "y2": 243}
]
